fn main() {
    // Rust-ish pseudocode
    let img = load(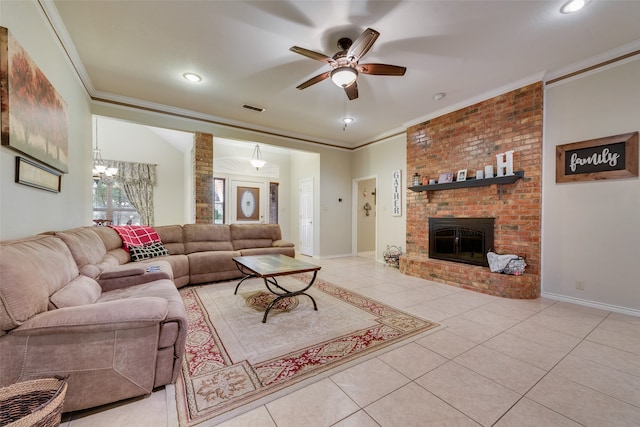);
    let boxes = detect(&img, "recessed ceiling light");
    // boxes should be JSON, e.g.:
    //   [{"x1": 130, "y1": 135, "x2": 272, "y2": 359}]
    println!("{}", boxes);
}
[
  {"x1": 183, "y1": 72, "x2": 202, "y2": 83},
  {"x1": 560, "y1": 0, "x2": 590, "y2": 14},
  {"x1": 433, "y1": 92, "x2": 446, "y2": 101}
]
